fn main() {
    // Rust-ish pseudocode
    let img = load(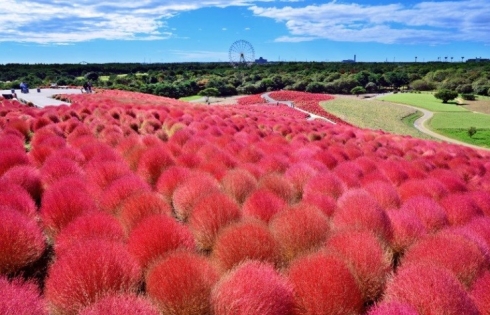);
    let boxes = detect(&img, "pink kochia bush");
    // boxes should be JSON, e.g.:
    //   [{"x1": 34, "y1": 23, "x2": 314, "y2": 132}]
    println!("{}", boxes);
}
[
  {"x1": 188, "y1": 192, "x2": 242, "y2": 251},
  {"x1": 78, "y1": 294, "x2": 160, "y2": 315},
  {"x1": 325, "y1": 230, "x2": 391, "y2": 303},
  {"x1": 270, "y1": 203, "x2": 330, "y2": 263},
  {"x1": 40, "y1": 176, "x2": 98, "y2": 238},
  {"x1": 0, "y1": 276, "x2": 47, "y2": 315},
  {"x1": 470, "y1": 271, "x2": 490, "y2": 315},
  {"x1": 172, "y1": 172, "x2": 221, "y2": 221},
  {"x1": 212, "y1": 261, "x2": 295, "y2": 315},
  {"x1": 288, "y1": 252, "x2": 363, "y2": 315},
  {"x1": 0, "y1": 208, "x2": 45, "y2": 275},
  {"x1": 54, "y1": 212, "x2": 126, "y2": 256},
  {"x1": 212, "y1": 219, "x2": 280, "y2": 271},
  {"x1": 128, "y1": 214, "x2": 195, "y2": 271},
  {"x1": 384, "y1": 263, "x2": 479, "y2": 315},
  {"x1": 220, "y1": 168, "x2": 257, "y2": 204},
  {"x1": 45, "y1": 240, "x2": 142, "y2": 315},
  {"x1": 118, "y1": 191, "x2": 173, "y2": 233},
  {"x1": 332, "y1": 189, "x2": 392, "y2": 241},
  {"x1": 146, "y1": 251, "x2": 219, "y2": 315},
  {"x1": 401, "y1": 232, "x2": 488, "y2": 287},
  {"x1": 242, "y1": 188, "x2": 286, "y2": 223}
]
